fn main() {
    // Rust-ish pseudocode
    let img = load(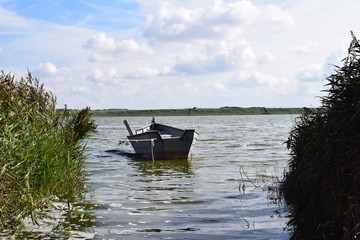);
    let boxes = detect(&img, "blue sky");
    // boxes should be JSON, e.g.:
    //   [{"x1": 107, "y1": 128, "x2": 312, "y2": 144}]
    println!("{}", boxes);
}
[{"x1": 1, "y1": 0, "x2": 359, "y2": 109}]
